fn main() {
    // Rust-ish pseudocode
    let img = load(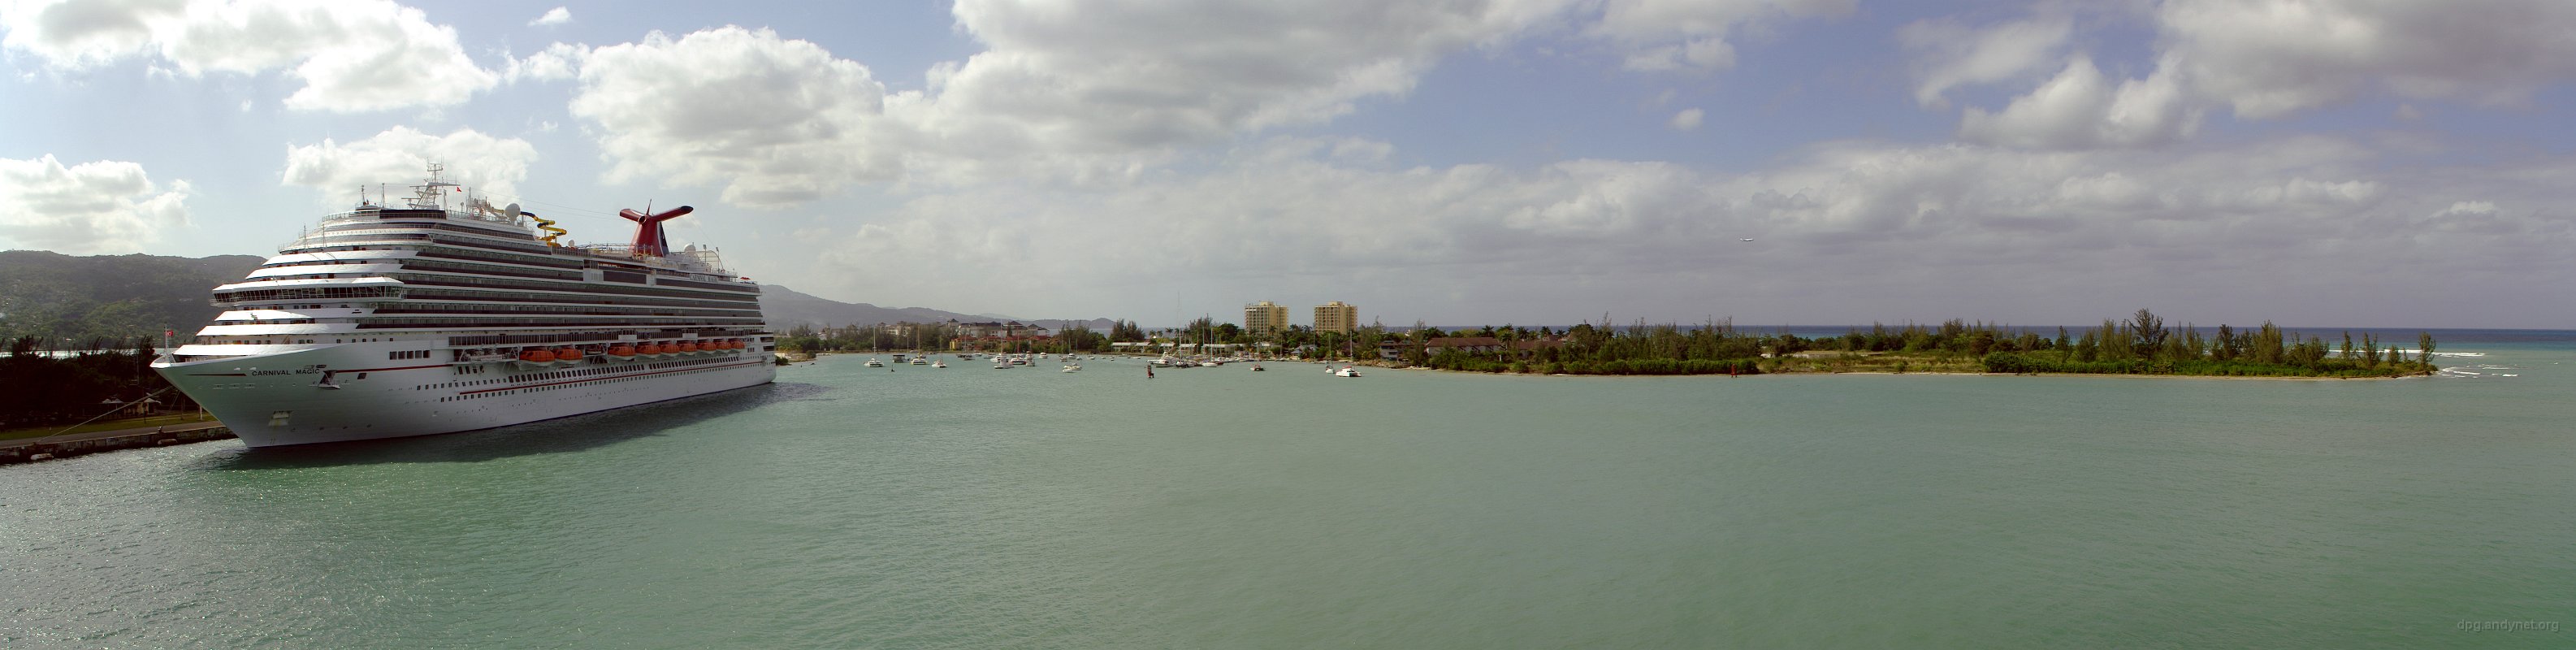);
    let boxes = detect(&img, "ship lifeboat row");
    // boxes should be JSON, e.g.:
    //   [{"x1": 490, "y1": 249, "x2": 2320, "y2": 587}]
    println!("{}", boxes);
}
[{"x1": 511, "y1": 340, "x2": 747, "y2": 368}]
